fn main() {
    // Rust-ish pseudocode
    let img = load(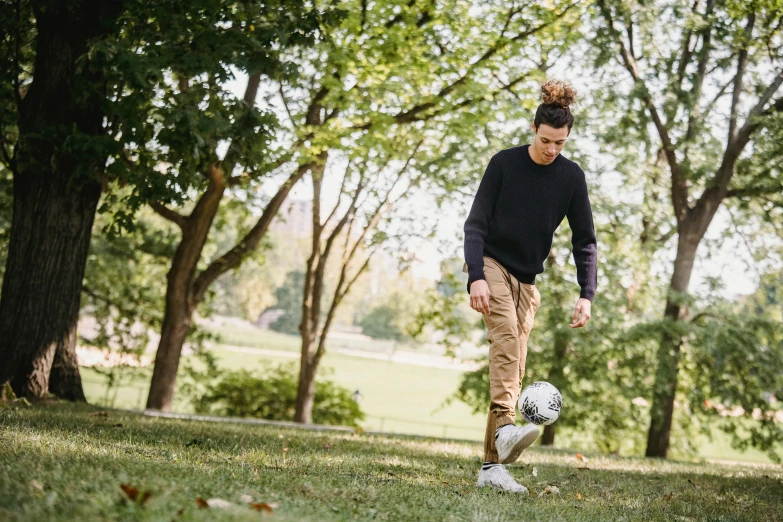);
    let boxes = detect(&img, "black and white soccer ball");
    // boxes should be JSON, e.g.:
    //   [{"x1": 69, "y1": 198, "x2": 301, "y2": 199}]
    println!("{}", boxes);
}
[{"x1": 518, "y1": 381, "x2": 562, "y2": 426}]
